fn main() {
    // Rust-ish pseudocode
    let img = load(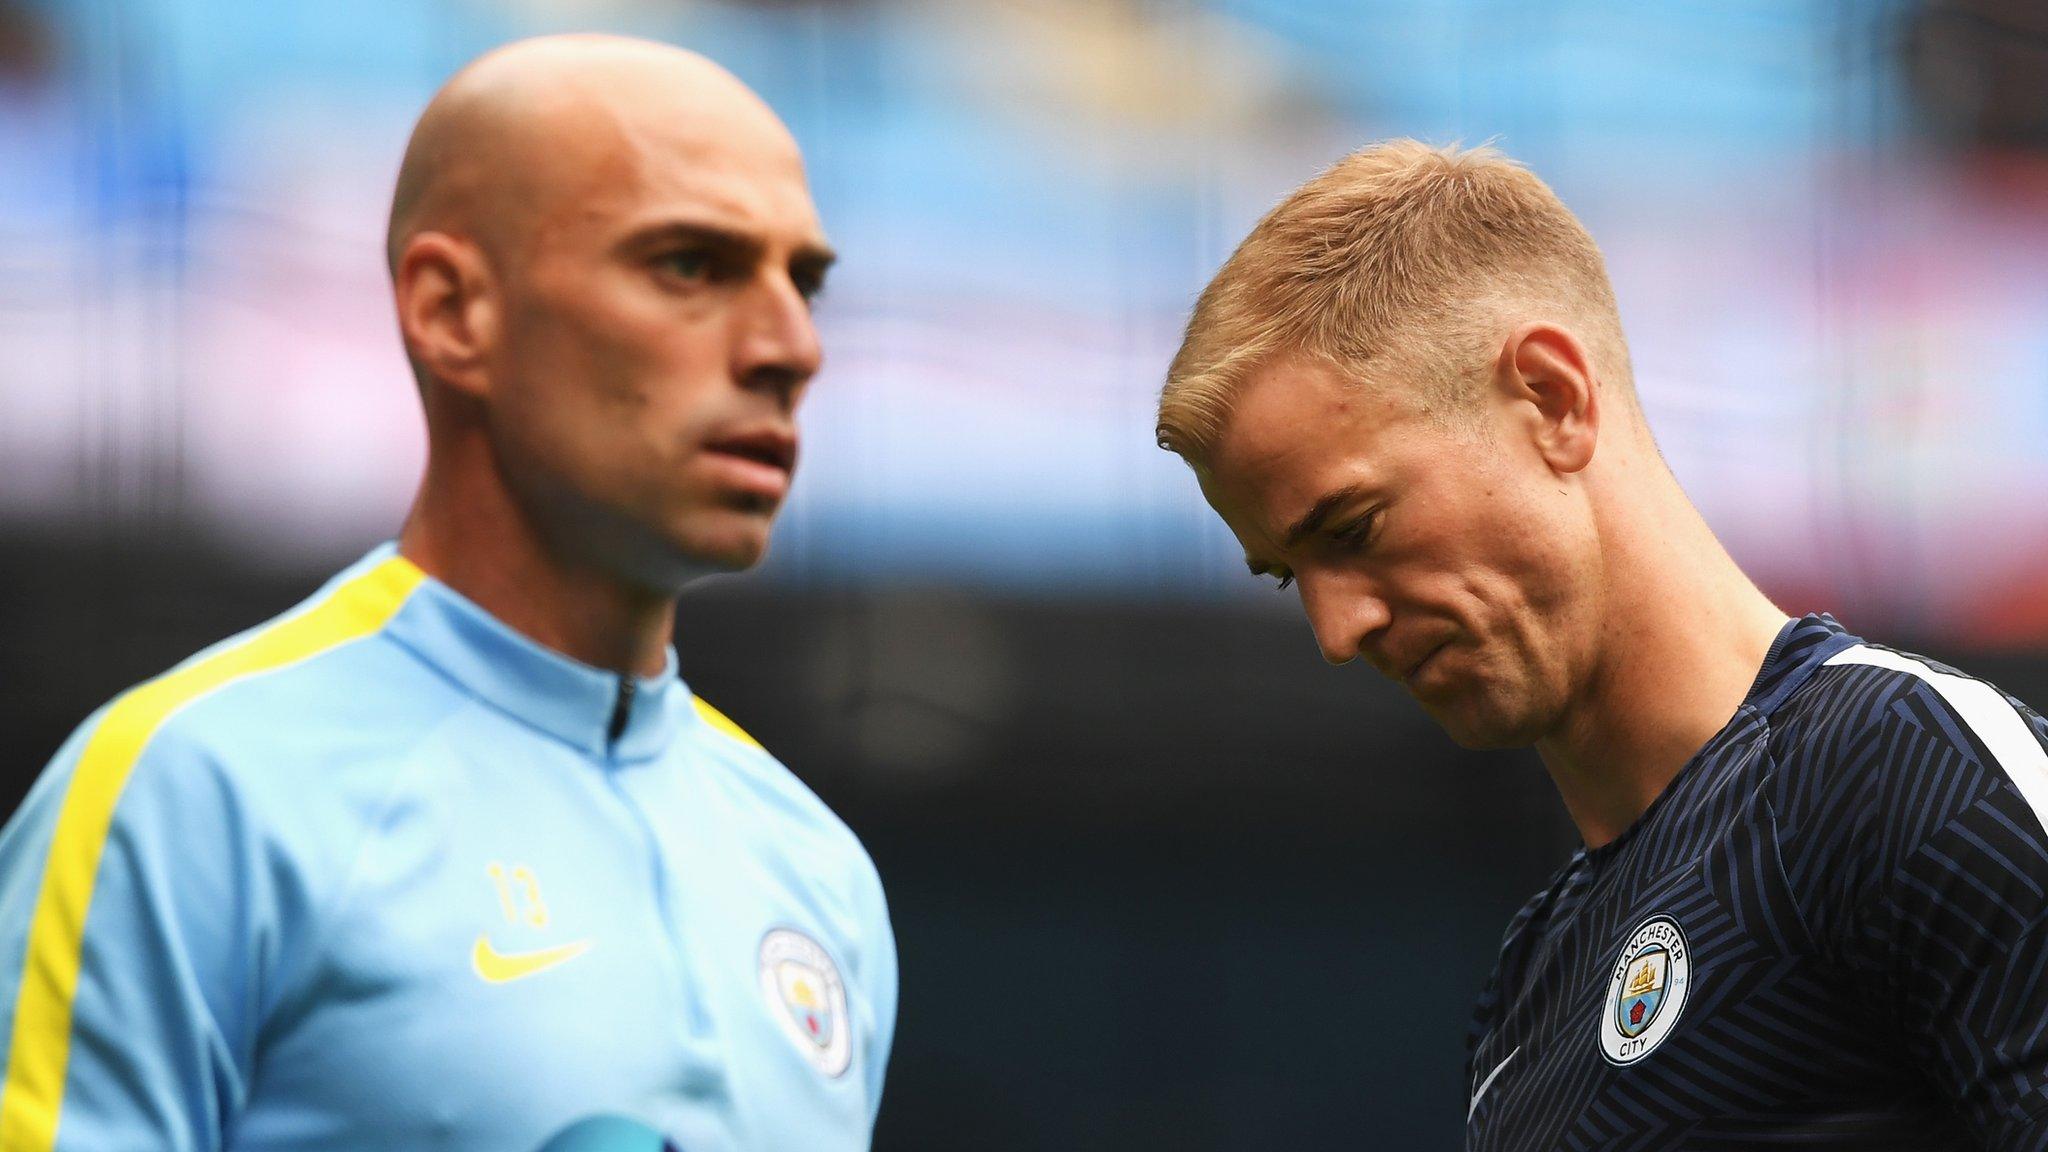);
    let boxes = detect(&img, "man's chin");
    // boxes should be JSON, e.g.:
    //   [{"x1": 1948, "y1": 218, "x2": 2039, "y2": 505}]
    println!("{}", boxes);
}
[
  {"x1": 1419, "y1": 694, "x2": 1548, "y2": 751},
  {"x1": 664, "y1": 524, "x2": 772, "y2": 581},
  {"x1": 590, "y1": 525, "x2": 769, "y2": 598}
]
